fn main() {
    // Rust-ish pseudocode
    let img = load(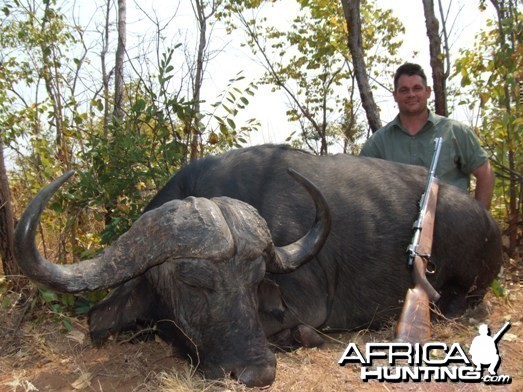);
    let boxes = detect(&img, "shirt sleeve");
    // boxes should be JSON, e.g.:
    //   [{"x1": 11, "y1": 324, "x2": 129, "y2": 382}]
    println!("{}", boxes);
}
[
  {"x1": 453, "y1": 123, "x2": 489, "y2": 174},
  {"x1": 360, "y1": 133, "x2": 383, "y2": 158}
]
